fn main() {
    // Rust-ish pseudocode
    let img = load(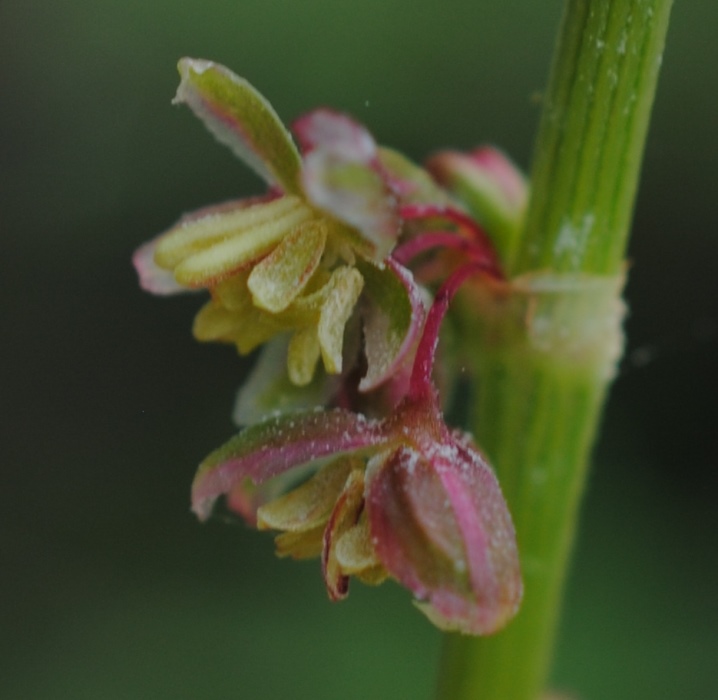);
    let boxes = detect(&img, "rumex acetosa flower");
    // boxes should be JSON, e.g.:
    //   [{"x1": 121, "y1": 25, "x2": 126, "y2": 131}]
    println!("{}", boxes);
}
[
  {"x1": 191, "y1": 264, "x2": 523, "y2": 635},
  {"x1": 133, "y1": 58, "x2": 427, "y2": 389},
  {"x1": 134, "y1": 58, "x2": 524, "y2": 636}
]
